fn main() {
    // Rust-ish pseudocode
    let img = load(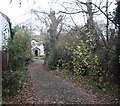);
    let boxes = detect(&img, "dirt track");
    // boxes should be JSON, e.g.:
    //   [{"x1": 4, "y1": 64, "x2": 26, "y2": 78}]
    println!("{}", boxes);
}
[{"x1": 27, "y1": 59, "x2": 100, "y2": 104}]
